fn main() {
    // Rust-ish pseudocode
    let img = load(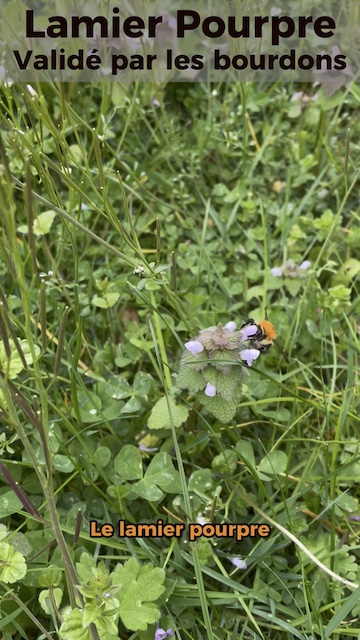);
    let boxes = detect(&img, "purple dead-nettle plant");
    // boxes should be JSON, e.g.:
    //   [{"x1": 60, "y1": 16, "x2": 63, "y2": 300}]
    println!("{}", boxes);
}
[
  {"x1": 177, "y1": 321, "x2": 261, "y2": 423},
  {"x1": 313, "y1": 45, "x2": 353, "y2": 96},
  {"x1": 271, "y1": 259, "x2": 311, "y2": 279}
]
